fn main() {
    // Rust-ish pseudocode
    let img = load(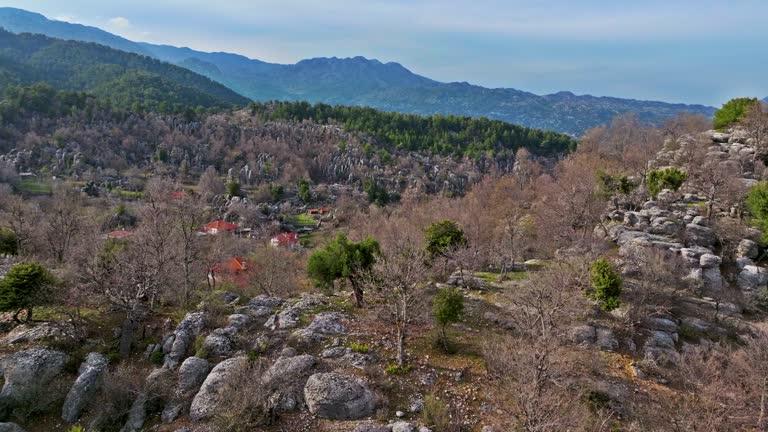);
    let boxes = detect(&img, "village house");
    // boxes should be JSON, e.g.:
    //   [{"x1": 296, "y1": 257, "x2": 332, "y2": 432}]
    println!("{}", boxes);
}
[
  {"x1": 208, "y1": 256, "x2": 252, "y2": 288},
  {"x1": 270, "y1": 232, "x2": 299, "y2": 248},
  {"x1": 103, "y1": 230, "x2": 133, "y2": 240},
  {"x1": 202, "y1": 220, "x2": 240, "y2": 235}
]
